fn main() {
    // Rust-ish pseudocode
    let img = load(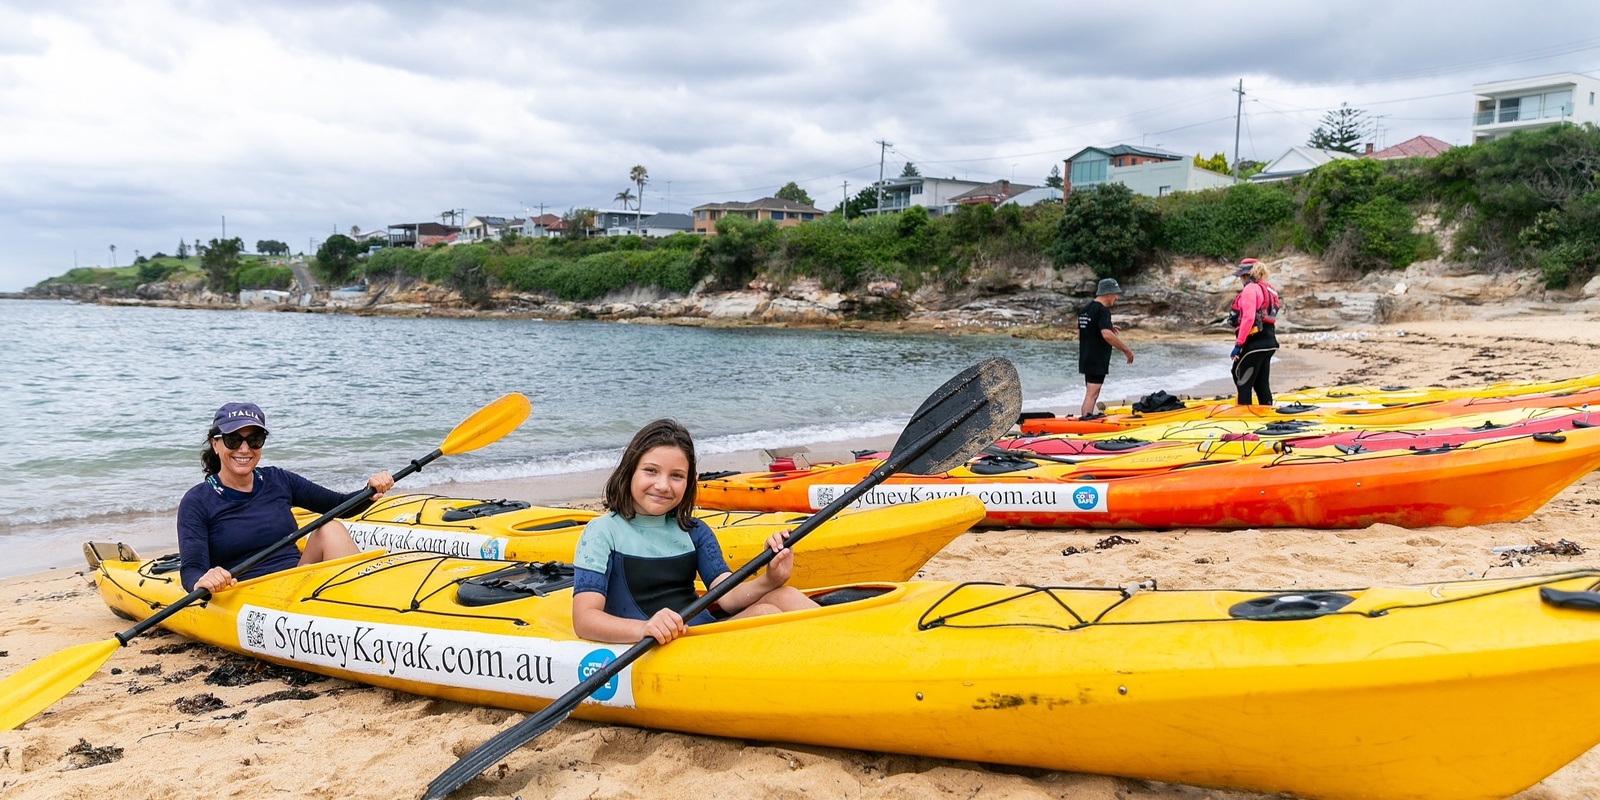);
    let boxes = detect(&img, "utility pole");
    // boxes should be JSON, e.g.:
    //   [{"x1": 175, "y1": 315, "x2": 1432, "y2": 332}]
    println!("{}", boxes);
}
[
  {"x1": 221, "y1": 214, "x2": 226, "y2": 240},
  {"x1": 875, "y1": 140, "x2": 892, "y2": 214},
  {"x1": 1232, "y1": 79, "x2": 1245, "y2": 181},
  {"x1": 841, "y1": 181, "x2": 849, "y2": 218}
]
